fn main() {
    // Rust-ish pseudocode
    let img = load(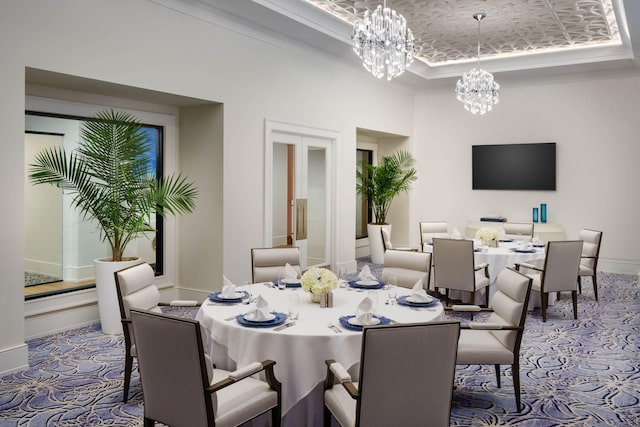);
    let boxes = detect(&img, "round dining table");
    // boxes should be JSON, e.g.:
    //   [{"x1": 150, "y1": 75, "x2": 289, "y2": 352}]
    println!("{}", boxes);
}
[{"x1": 196, "y1": 283, "x2": 444, "y2": 427}]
